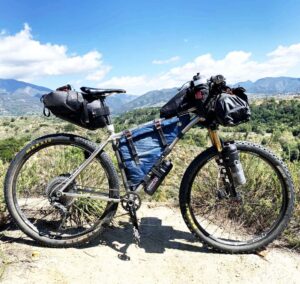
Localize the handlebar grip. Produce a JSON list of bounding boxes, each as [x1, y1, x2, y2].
[[211, 75, 226, 85]]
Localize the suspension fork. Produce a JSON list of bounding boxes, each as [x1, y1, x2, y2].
[[208, 129, 223, 152], [208, 129, 238, 198]]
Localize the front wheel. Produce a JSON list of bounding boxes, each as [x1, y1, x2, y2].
[[179, 141, 294, 253], [4, 134, 119, 247]]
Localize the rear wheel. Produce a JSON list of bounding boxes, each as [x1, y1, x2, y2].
[[4, 134, 119, 247], [179, 141, 294, 253]]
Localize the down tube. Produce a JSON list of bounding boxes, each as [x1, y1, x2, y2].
[[168, 115, 203, 150]]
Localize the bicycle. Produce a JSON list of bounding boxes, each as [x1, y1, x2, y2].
[[4, 74, 295, 253]]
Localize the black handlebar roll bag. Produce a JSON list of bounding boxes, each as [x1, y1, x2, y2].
[[42, 90, 110, 130], [213, 93, 251, 126]]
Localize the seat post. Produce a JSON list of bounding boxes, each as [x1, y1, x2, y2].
[[100, 97, 114, 134], [107, 124, 115, 135]]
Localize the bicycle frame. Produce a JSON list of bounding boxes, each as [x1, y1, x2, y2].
[[59, 111, 222, 202]]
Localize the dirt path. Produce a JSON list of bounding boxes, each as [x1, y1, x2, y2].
[[0, 204, 299, 284]]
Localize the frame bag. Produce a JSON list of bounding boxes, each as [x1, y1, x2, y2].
[[42, 90, 110, 130], [118, 115, 191, 188]]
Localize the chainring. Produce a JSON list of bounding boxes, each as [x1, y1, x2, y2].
[[121, 192, 141, 212]]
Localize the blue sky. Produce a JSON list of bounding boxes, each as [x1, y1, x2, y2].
[[0, 0, 300, 94]]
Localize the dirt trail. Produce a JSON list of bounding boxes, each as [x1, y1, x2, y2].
[[0, 204, 299, 284]]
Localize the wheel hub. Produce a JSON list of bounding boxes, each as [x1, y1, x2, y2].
[[45, 175, 76, 207]]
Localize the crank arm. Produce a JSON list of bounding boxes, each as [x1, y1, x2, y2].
[[128, 204, 140, 245]]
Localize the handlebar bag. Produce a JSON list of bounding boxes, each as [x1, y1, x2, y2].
[[160, 84, 209, 119], [160, 88, 191, 118], [212, 93, 251, 126], [42, 90, 110, 130], [118, 114, 191, 188]]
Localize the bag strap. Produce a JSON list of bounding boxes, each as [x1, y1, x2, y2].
[[43, 106, 50, 117], [154, 119, 167, 147], [124, 130, 140, 165], [40, 95, 50, 117], [82, 100, 90, 124]]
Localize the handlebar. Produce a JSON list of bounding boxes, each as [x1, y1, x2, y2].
[[210, 74, 226, 85], [179, 73, 228, 96], [191, 73, 226, 87], [189, 73, 229, 99]]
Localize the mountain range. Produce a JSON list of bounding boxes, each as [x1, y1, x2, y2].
[[0, 76, 299, 116], [233, 77, 300, 94], [0, 79, 51, 116]]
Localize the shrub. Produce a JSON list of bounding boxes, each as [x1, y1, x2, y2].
[[63, 123, 76, 132], [0, 137, 29, 162]]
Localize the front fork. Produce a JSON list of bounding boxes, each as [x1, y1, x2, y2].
[[208, 129, 238, 198], [208, 129, 223, 153]]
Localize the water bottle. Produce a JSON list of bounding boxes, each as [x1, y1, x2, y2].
[[144, 160, 173, 195]]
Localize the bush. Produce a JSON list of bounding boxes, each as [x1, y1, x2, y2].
[[63, 123, 76, 132], [0, 137, 29, 162]]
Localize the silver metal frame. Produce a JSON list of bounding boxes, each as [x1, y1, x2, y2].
[[61, 112, 205, 202]]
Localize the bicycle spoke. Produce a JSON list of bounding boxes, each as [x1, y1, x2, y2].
[[189, 147, 285, 246], [14, 143, 111, 240]]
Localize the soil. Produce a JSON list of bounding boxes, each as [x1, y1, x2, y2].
[[0, 204, 299, 284]]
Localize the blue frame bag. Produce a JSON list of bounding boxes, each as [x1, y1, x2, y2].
[[118, 114, 191, 188]]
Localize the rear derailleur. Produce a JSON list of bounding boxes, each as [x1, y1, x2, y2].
[[121, 192, 142, 245]]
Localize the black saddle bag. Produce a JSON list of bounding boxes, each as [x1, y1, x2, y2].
[[42, 90, 110, 130]]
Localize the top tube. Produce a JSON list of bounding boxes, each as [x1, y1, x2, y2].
[[110, 108, 204, 139]]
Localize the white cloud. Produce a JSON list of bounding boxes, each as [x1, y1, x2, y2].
[[3, 24, 300, 96], [98, 76, 148, 92], [0, 24, 110, 81], [152, 56, 180, 65], [85, 66, 112, 81], [99, 43, 300, 94], [98, 74, 178, 95]]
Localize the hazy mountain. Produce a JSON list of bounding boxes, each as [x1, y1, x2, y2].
[[106, 93, 137, 113], [119, 88, 178, 113], [0, 79, 136, 115], [233, 77, 300, 94], [117, 77, 300, 113], [0, 79, 50, 94], [1, 76, 300, 116], [0, 79, 52, 115]]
